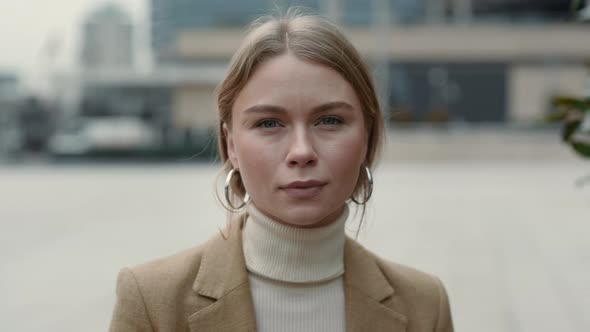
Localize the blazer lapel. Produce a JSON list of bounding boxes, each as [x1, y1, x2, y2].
[[344, 238, 408, 332], [187, 221, 407, 332], [188, 217, 257, 332]]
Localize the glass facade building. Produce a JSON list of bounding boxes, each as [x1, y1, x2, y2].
[[151, 0, 321, 61], [150, 0, 434, 61], [151, 0, 574, 61]]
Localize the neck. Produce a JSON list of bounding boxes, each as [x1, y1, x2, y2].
[[241, 203, 349, 283]]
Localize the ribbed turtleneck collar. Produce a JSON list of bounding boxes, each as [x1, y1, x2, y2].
[[242, 204, 349, 283]]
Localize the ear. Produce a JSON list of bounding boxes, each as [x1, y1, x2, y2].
[[223, 123, 239, 170]]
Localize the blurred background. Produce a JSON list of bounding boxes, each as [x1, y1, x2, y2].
[[1, 0, 589, 331]]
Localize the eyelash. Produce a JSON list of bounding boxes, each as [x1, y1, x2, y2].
[[255, 119, 281, 129], [318, 116, 343, 126], [254, 116, 343, 129]]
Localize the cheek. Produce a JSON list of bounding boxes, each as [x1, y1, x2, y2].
[[235, 134, 277, 165], [233, 134, 280, 193], [321, 131, 367, 179]]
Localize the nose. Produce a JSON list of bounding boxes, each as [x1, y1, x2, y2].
[[286, 127, 318, 168]]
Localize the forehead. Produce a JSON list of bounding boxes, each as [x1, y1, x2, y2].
[[232, 53, 361, 114]]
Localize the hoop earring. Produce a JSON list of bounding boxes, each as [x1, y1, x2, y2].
[[224, 168, 250, 211], [351, 165, 374, 205]]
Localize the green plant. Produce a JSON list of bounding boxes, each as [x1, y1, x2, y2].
[[548, 95, 590, 158]]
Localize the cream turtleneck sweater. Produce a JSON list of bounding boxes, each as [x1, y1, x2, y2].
[[242, 204, 349, 332]]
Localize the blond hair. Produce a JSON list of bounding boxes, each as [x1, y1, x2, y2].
[[216, 9, 384, 226]]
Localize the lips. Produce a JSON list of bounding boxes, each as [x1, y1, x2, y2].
[[280, 180, 327, 199], [281, 180, 327, 189]]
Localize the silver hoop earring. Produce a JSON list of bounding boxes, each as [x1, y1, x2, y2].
[[352, 165, 373, 205], [224, 168, 249, 211]]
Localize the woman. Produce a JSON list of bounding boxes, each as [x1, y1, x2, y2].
[[109, 11, 453, 332]]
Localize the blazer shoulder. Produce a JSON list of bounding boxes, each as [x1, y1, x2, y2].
[[109, 232, 225, 331], [376, 256, 441, 294], [132, 243, 203, 277], [348, 239, 442, 296], [373, 253, 454, 331], [124, 230, 225, 297]]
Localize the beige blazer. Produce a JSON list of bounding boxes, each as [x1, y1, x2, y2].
[[109, 219, 453, 332]]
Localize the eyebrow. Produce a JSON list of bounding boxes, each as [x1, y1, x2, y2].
[[242, 101, 355, 115]]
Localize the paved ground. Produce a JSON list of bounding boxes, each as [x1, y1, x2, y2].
[[1, 133, 589, 331]]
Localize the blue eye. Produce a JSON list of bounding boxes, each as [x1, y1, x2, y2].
[[318, 116, 342, 126], [256, 119, 281, 128]]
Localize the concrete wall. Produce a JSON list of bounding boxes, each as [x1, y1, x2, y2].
[[508, 64, 588, 123], [176, 24, 590, 61]]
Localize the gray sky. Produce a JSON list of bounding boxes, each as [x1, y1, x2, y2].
[[0, 0, 146, 91]]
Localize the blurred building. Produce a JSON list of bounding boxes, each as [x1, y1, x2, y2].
[[52, 0, 589, 158], [0, 72, 18, 99], [0, 72, 20, 155], [147, 0, 589, 127], [0, 73, 54, 155], [81, 3, 135, 69], [151, 0, 323, 64]]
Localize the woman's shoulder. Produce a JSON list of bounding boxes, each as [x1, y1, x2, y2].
[[109, 225, 250, 331], [110, 231, 230, 331], [377, 258, 454, 331], [122, 230, 224, 291], [348, 238, 448, 304], [349, 239, 444, 287], [376, 255, 444, 294], [345, 239, 454, 330]]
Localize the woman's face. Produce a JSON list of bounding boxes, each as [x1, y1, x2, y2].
[[225, 53, 368, 228]]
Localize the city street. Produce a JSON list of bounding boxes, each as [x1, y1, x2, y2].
[[1, 155, 589, 331]]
